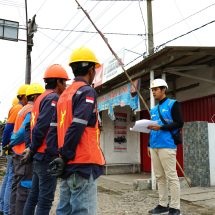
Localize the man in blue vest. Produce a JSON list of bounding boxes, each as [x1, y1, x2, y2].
[[148, 79, 184, 215]]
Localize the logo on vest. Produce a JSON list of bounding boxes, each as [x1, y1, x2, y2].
[[162, 109, 169, 113], [31, 112, 36, 127], [60, 110, 66, 128]]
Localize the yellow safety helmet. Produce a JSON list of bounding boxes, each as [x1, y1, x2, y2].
[[26, 83, 45, 97], [17, 84, 29, 96], [69, 47, 101, 68], [12, 97, 19, 106]]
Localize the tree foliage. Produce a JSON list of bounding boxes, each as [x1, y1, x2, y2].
[[0, 120, 6, 142]]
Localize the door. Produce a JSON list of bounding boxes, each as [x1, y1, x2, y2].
[[140, 110, 151, 172]]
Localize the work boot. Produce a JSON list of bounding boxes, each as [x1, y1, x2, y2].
[[148, 205, 169, 214], [168, 208, 181, 215]]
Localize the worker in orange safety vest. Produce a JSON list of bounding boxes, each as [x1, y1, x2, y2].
[[22, 64, 70, 215], [0, 84, 29, 215], [9, 83, 44, 215], [49, 47, 105, 215]]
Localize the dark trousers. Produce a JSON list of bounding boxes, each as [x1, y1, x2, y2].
[[10, 155, 32, 215], [23, 160, 57, 215]]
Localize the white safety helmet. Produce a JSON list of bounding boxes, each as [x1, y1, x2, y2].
[[150, 79, 168, 89]]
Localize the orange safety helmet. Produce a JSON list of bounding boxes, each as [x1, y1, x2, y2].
[[43, 64, 70, 80]]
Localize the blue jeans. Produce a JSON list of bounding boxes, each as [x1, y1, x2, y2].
[[23, 160, 57, 215], [56, 173, 97, 215], [0, 156, 13, 215]]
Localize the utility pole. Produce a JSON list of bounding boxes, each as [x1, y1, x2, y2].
[[25, 0, 37, 84], [146, 0, 156, 190], [146, 0, 154, 55]]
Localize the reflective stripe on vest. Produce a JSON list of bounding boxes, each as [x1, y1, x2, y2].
[[30, 90, 54, 153], [12, 103, 33, 155], [57, 81, 105, 165]]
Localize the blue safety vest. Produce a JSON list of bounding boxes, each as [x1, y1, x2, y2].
[[149, 98, 177, 149]]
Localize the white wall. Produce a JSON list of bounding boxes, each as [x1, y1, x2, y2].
[[208, 123, 215, 186], [100, 106, 140, 164], [175, 68, 215, 102]]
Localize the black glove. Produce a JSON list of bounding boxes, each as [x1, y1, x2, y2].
[[2, 144, 12, 156], [20, 148, 34, 164], [48, 157, 65, 177]]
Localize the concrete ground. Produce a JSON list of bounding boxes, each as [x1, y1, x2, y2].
[[50, 173, 215, 215]]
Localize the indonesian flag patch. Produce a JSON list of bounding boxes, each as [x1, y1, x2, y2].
[[86, 96, 94, 104], [51, 101, 57, 107]]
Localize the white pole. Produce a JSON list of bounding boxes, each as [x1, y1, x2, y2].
[[150, 70, 156, 190], [162, 73, 166, 81]]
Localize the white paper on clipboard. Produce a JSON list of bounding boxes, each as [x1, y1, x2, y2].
[[130, 119, 158, 133]]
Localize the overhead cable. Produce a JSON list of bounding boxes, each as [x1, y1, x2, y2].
[[155, 1, 215, 35], [37, 26, 145, 37], [138, 0, 147, 52], [0, 0, 24, 8], [33, 1, 115, 75], [36, 0, 49, 14], [174, 0, 201, 45], [74, 0, 150, 113], [155, 19, 215, 51], [31, 1, 101, 76]]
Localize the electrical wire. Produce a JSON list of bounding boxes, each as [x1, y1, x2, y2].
[[32, 1, 115, 75], [87, 1, 133, 36], [69, 1, 135, 49], [2, 1, 215, 106], [58, 1, 134, 66], [31, 1, 102, 77], [35, 0, 49, 14], [31, 0, 91, 70], [0, 1, 47, 101], [154, 18, 215, 52], [37, 29, 69, 49], [155, 1, 215, 35], [0, 0, 24, 8], [174, 0, 201, 45], [138, 0, 147, 53], [37, 26, 145, 37]]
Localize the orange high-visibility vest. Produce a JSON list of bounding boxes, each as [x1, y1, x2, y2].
[[12, 103, 33, 155], [57, 81, 105, 165], [30, 90, 54, 153], [7, 103, 23, 124]]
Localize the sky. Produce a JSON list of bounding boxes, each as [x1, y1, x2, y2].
[[0, 0, 215, 120]]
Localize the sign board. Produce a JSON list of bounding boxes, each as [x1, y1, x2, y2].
[[114, 112, 127, 152], [97, 81, 140, 120], [0, 19, 19, 42], [102, 58, 123, 83], [93, 50, 124, 87]]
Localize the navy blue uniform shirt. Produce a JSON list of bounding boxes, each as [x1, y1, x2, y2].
[[59, 77, 104, 179], [30, 91, 59, 162]]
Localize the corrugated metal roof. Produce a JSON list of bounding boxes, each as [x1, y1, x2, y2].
[[96, 46, 215, 95]]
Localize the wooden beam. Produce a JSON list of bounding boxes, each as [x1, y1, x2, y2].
[[165, 70, 215, 84]]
